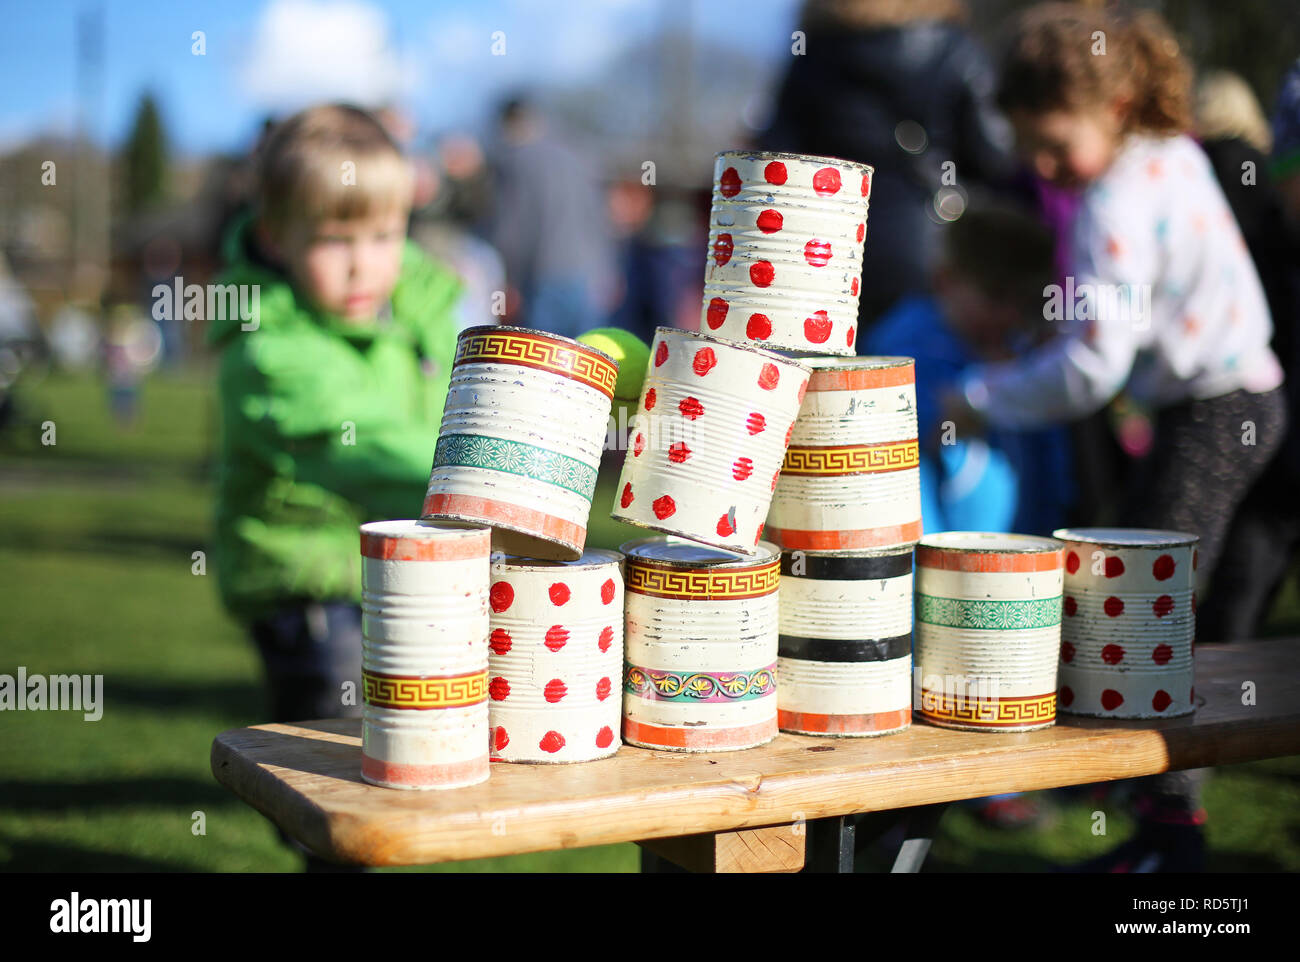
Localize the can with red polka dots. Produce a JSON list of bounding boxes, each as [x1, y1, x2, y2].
[[1053, 528, 1197, 719], [777, 546, 913, 736], [422, 325, 618, 562], [702, 150, 873, 356], [486, 549, 625, 763], [612, 327, 810, 555], [360, 520, 492, 790], [766, 356, 922, 552], [621, 537, 780, 752], [914, 532, 1064, 732]]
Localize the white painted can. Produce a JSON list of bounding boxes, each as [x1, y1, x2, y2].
[[359, 520, 491, 790], [422, 325, 617, 561], [486, 549, 625, 763], [612, 327, 810, 555], [621, 537, 780, 751], [767, 356, 921, 552], [914, 532, 1063, 732], [701, 150, 873, 355], [777, 547, 913, 736], [1054, 528, 1198, 718]]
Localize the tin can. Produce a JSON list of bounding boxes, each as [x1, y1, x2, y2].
[[777, 547, 913, 736], [766, 356, 921, 552], [1054, 528, 1198, 719], [612, 327, 810, 555], [701, 150, 873, 356], [622, 537, 780, 751], [359, 520, 491, 790], [422, 325, 618, 562], [914, 532, 1063, 732], [487, 549, 625, 763]]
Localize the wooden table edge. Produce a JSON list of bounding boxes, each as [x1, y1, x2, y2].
[[209, 710, 1300, 867]]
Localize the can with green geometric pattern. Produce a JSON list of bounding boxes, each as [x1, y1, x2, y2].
[[914, 532, 1063, 732]]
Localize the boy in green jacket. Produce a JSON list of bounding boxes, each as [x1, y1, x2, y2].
[[209, 104, 462, 728]]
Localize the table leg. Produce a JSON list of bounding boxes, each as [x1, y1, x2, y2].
[[803, 814, 856, 873], [889, 803, 947, 873]]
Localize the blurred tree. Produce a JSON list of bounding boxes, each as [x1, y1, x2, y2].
[[121, 93, 169, 213]]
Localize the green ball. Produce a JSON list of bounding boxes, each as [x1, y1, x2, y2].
[[579, 327, 651, 401]]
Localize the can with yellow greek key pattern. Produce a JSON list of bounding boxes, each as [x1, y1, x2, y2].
[[360, 520, 492, 789], [1053, 528, 1197, 719], [701, 150, 873, 356], [914, 532, 1063, 732], [422, 325, 617, 562], [487, 549, 625, 763], [612, 327, 810, 556], [621, 537, 780, 751], [766, 356, 921, 552], [777, 547, 913, 736]]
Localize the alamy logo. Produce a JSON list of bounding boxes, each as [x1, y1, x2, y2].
[[152, 276, 260, 331], [1043, 277, 1151, 330], [0, 667, 102, 720], [50, 892, 151, 942]]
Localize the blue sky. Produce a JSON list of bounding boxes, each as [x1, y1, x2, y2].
[[0, 0, 800, 156]]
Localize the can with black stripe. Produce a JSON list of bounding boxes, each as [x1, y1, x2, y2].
[[777, 546, 913, 736]]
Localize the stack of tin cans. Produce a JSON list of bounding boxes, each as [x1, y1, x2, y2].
[[609, 150, 923, 746]]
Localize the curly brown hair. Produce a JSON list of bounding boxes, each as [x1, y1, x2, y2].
[[996, 3, 1192, 136]]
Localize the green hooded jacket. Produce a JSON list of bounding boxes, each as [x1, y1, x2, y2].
[[208, 217, 462, 620]]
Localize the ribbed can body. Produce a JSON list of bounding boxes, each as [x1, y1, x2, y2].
[[487, 550, 625, 762], [621, 538, 780, 751], [422, 325, 617, 561], [701, 151, 873, 356], [1054, 528, 1198, 719], [359, 520, 492, 790], [767, 356, 921, 551], [777, 548, 913, 736], [612, 327, 809, 555], [914, 533, 1063, 732]]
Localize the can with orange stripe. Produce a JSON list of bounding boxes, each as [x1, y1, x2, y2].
[[621, 537, 779, 752], [914, 532, 1063, 732], [422, 325, 618, 562], [777, 547, 913, 736], [360, 520, 492, 790], [766, 357, 921, 552], [486, 549, 625, 763], [1053, 528, 1197, 719]]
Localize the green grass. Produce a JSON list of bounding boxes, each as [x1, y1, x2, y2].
[[0, 370, 1296, 872]]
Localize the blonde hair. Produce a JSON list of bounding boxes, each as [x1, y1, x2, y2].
[[997, 3, 1193, 137], [256, 104, 413, 234], [1195, 71, 1273, 154]]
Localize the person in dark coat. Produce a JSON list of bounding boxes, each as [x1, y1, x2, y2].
[[759, 0, 1018, 345]]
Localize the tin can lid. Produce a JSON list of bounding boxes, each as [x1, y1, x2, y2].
[[918, 531, 1062, 554], [714, 149, 875, 177], [456, 324, 617, 366], [490, 548, 624, 570], [1053, 527, 1199, 548], [652, 326, 813, 375], [620, 536, 779, 568], [802, 355, 913, 372]]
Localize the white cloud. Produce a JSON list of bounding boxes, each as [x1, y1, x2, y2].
[[239, 0, 418, 111]]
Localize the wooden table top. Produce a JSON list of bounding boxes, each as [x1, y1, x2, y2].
[[210, 640, 1300, 866]]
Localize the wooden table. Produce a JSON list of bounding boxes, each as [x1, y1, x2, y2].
[[211, 640, 1300, 872]]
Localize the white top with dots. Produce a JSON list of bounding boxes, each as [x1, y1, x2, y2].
[[962, 133, 1283, 428]]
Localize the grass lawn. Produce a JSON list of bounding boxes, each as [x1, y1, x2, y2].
[[1, 369, 1296, 872]]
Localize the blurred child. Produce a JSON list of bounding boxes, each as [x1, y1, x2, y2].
[[867, 205, 1074, 539], [868, 205, 1073, 831], [949, 4, 1287, 871], [208, 105, 461, 736]]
